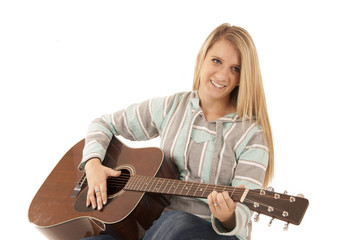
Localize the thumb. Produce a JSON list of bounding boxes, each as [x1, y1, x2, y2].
[[106, 168, 121, 177]]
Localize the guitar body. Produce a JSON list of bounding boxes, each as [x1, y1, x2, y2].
[[28, 137, 178, 240]]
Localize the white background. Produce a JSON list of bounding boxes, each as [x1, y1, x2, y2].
[[1, 0, 358, 239]]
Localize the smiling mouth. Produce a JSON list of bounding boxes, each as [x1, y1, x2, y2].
[[210, 80, 225, 89]]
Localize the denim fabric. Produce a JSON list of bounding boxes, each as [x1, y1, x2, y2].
[[143, 210, 239, 240], [81, 210, 238, 240], [81, 235, 117, 240]]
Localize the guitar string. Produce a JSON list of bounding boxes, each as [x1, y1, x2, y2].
[[106, 175, 287, 200], [107, 175, 246, 196], [107, 180, 288, 218], [106, 174, 288, 201], [99, 176, 293, 217], [82, 174, 290, 220], [104, 175, 294, 214]]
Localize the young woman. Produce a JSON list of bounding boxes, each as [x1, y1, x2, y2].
[[80, 23, 274, 240]]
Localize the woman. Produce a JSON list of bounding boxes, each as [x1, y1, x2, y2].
[[80, 23, 274, 240]]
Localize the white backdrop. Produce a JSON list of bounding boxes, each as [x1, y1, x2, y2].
[[1, 0, 358, 239]]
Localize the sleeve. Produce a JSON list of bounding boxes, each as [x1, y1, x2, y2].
[[212, 125, 269, 239], [78, 93, 178, 171]]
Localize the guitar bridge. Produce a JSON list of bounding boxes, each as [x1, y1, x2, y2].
[[71, 173, 87, 198]]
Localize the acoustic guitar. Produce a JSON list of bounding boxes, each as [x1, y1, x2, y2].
[[28, 137, 309, 240]]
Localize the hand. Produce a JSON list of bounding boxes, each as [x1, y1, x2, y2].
[[84, 158, 121, 210], [207, 185, 245, 231]]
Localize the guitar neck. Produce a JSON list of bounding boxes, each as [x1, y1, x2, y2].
[[123, 175, 309, 226], [123, 175, 244, 202]]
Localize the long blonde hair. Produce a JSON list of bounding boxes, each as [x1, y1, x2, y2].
[[193, 23, 274, 188]]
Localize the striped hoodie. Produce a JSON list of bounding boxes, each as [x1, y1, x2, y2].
[[80, 91, 269, 240]]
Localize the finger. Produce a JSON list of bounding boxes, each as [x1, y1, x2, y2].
[[86, 190, 91, 207], [87, 188, 97, 209], [207, 192, 217, 213], [238, 184, 245, 188], [108, 169, 121, 178], [100, 182, 108, 205], [217, 192, 227, 210], [212, 191, 220, 209], [102, 169, 120, 205], [222, 191, 236, 210], [95, 188, 103, 210]]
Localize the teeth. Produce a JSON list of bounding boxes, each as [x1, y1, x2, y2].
[[211, 80, 225, 88]]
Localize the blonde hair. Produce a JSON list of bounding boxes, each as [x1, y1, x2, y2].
[[193, 23, 274, 188]]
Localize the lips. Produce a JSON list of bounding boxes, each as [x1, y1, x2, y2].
[[210, 80, 225, 88]]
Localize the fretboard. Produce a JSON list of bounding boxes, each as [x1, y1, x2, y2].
[[123, 175, 244, 202]]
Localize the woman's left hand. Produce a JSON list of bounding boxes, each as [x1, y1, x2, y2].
[[207, 185, 245, 230]]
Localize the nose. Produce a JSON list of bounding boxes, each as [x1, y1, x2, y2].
[[214, 66, 229, 82]]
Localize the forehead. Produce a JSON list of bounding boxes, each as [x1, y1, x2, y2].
[[207, 39, 241, 65]]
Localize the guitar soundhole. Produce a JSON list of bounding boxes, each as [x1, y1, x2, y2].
[[74, 166, 134, 212], [107, 168, 131, 199]]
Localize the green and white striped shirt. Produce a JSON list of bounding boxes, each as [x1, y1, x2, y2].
[[80, 91, 269, 240]]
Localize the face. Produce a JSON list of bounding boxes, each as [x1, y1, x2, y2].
[[198, 39, 241, 106]]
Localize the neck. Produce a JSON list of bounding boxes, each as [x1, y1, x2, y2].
[[198, 93, 236, 122], [124, 175, 244, 202]]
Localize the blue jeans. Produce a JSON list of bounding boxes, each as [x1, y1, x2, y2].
[[82, 210, 239, 240]]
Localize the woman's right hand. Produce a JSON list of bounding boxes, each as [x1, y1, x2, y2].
[[84, 158, 121, 210]]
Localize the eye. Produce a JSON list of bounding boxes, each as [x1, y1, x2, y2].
[[232, 66, 241, 73], [212, 58, 221, 64]]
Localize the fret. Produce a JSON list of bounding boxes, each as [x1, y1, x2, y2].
[[140, 176, 149, 192], [156, 178, 166, 193], [133, 176, 142, 191], [222, 185, 231, 193], [179, 181, 193, 196], [170, 179, 181, 195], [131, 176, 138, 190], [145, 177, 153, 192], [185, 182, 194, 196], [231, 188, 242, 202], [193, 182, 201, 197], [133, 176, 140, 191], [166, 179, 176, 194], [150, 177, 159, 192], [201, 184, 209, 197], [148, 177, 156, 193], [148, 176, 157, 192], [209, 185, 216, 194], [174, 180, 184, 195], [162, 178, 171, 194], [178, 181, 192, 196], [230, 186, 235, 198], [177, 181, 187, 195], [213, 185, 225, 193], [178, 181, 187, 195], [129, 176, 139, 190], [126, 176, 240, 200], [155, 178, 165, 193], [124, 176, 133, 190], [143, 176, 152, 192]]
